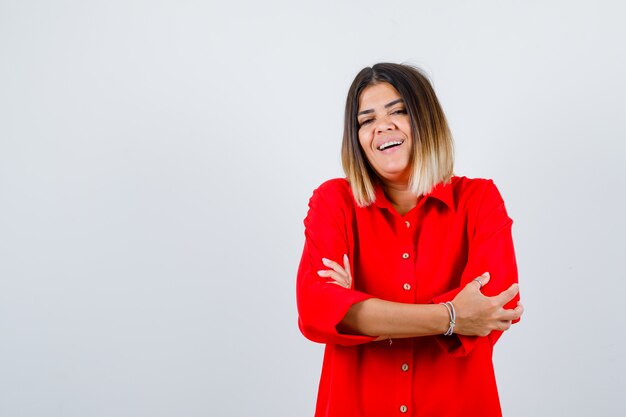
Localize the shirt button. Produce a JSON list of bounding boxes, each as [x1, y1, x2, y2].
[[402, 253, 410, 259], [403, 283, 411, 291], [405, 221, 410, 228], [401, 363, 409, 371], [400, 405, 408, 413]]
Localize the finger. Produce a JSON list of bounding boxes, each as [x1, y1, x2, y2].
[[496, 320, 513, 331], [317, 270, 349, 287], [343, 254, 351, 277], [468, 272, 490, 290], [317, 269, 344, 280], [343, 254, 352, 287], [321, 258, 348, 282], [493, 283, 520, 306], [322, 258, 348, 277], [498, 305, 524, 321]]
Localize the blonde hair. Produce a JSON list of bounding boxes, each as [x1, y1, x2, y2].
[[341, 63, 454, 207]]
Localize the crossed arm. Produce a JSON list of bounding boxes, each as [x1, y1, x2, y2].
[[297, 179, 523, 350], [318, 255, 523, 340]]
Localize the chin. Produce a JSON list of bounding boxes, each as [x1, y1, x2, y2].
[[378, 172, 411, 184]]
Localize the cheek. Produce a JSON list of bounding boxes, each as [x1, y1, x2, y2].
[[358, 129, 373, 150], [358, 136, 377, 166], [402, 121, 414, 141]]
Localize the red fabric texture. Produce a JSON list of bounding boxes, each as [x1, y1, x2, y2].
[[296, 176, 520, 417]]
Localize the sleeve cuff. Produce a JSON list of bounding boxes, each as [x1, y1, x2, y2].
[[298, 286, 377, 346], [431, 289, 481, 357]]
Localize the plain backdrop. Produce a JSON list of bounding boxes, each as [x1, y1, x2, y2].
[[1, 1, 625, 416]]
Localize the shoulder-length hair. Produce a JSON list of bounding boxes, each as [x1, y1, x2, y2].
[[341, 63, 454, 207]]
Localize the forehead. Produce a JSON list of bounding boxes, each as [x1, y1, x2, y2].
[[358, 82, 402, 110]]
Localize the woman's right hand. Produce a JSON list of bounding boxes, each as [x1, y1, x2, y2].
[[451, 272, 523, 337]]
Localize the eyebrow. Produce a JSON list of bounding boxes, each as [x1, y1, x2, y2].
[[357, 99, 405, 116]]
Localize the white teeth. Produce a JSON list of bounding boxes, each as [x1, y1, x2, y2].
[[378, 140, 403, 151]]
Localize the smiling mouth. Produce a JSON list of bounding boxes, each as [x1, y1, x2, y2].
[[377, 140, 404, 151]]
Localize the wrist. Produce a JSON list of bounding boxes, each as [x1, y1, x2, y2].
[[429, 303, 452, 335], [439, 301, 456, 336]]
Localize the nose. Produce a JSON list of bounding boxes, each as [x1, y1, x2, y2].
[[375, 115, 396, 133]]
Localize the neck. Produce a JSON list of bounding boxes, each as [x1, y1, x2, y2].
[[383, 181, 419, 215]]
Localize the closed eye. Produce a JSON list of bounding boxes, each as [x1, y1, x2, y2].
[[358, 118, 373, 127]]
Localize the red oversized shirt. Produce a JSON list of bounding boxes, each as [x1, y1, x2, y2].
[[296, 176, 520, 417]]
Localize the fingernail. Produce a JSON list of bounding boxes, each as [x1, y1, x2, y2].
[[322, 258, 330, 265], [483, 272, 490, 278], [317, 270, 328, 276]]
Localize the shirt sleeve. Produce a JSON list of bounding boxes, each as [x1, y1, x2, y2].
[[296, 181, 377, 346], [431, 179, 520, 356]]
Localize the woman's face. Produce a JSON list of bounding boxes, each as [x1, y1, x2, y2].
[[357, 82, 413, 185]]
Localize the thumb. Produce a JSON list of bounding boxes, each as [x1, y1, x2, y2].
[[343, 254, 351, 277]]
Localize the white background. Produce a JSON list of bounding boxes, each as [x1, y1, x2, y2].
[[1, 1, 625, 416]]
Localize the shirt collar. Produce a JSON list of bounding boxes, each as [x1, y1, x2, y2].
[[424, 177, 455, 209], [373, 177, 456, 211]]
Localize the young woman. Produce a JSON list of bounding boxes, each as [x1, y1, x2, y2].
[[296, 63, 523, 417]]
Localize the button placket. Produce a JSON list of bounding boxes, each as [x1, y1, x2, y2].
[[398, 222, 415, 304], [396, 216, 417, 416], [397, 361, 413, 414], [393, 214, 417, 416], [394, 337, 414, 416]]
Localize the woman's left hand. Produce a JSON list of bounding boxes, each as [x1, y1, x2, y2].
[[317, 254, 352, 288]]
